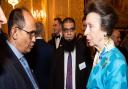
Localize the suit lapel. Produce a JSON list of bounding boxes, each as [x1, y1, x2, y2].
[[60, 48, 65, 83], [5, 44, 34, 88], [57, 48, 64, 88], [75, 44, 84, 88]]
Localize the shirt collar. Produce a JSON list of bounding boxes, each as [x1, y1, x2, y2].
[[96, 38, 115, 58], [104, 38, 115, 52], [36, 36, 42, 39], [6, 40, 23, 59]]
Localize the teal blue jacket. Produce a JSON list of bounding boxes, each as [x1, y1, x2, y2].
[[87, 47, 128, 89]]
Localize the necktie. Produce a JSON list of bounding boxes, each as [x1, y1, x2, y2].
[[55, 35, 60, 49], [66, 52, 72, 89], [20, 57, 39, 89]]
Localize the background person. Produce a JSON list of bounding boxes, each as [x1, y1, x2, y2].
[[26, 21, 54, 89], [49, 17, 92, 89], [111, 30, 122, 47], [48, 17, 63, 49]]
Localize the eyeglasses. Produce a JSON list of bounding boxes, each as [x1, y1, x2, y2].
[[15, 27, 37, 38], [63, 27, 75, 32]]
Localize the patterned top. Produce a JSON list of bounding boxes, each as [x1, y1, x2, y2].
[[87, 39, 128, 89]]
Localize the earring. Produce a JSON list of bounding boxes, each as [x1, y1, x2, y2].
[[104, 34, 107, 37]]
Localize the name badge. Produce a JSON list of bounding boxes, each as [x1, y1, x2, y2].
[[79, 62, 86, 70]]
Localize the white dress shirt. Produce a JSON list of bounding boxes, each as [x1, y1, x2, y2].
[[64, 49, 76, 89], [6, 40, 39, 89]]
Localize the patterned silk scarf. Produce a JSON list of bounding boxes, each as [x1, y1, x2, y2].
[[93, 38, 115, 67]]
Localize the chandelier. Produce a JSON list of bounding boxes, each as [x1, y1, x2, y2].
[[32, 9, 46, 22], [8, 0, 20, 9]]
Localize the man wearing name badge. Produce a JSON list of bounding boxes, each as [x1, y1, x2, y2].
[[0, 8, 40, 89], [49, 17, 92, 89]]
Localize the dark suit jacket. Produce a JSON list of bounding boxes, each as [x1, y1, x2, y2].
[[117, 46, 128, 64], [0, 31, 7, 41], [0, 40, 38, 89], [26, 39, 54, 89], [48, 36, 63, 50], [49, 39, 92, 89]]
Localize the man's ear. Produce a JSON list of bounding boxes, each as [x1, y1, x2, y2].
[[11, 27, 18, 40]]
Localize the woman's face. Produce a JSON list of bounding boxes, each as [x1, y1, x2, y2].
[[84, 12, 106, 47]]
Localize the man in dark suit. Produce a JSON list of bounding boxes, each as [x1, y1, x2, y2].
[[26, 22, 54, 89], [0, 8, 40, 89], [111, 30, 128, 63], [0, 6, 7, 41], [48, 17, 63, 49], [49, 17, 92, 89]]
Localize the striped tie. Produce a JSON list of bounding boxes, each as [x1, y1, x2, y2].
[[20, 57, 39, 89], [66, 52, 72, 89]]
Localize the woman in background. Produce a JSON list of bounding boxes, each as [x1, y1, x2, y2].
[[84, 0, 128, 89]]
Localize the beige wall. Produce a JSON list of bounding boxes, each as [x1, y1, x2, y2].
[[47, 0, 84, 41], [1, 0, 84, 41]]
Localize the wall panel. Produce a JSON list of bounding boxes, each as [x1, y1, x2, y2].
[[1, 0, 84, 41]]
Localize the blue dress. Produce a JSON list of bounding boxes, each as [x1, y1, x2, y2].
[[86, 41, 128, 89]]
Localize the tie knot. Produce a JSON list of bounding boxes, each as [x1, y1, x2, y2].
[[68, 52, 72, 62], [69, 52, 71, 55], [20, 56, 28, 65]]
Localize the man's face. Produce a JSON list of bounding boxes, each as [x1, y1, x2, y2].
[[82, 20, 86, 33], [0, 6, 7, 28], [53, 20, 61, 35], [63, 22, 76, 41], [12, 11, 36, 53], [111, 30, 121, 46]]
